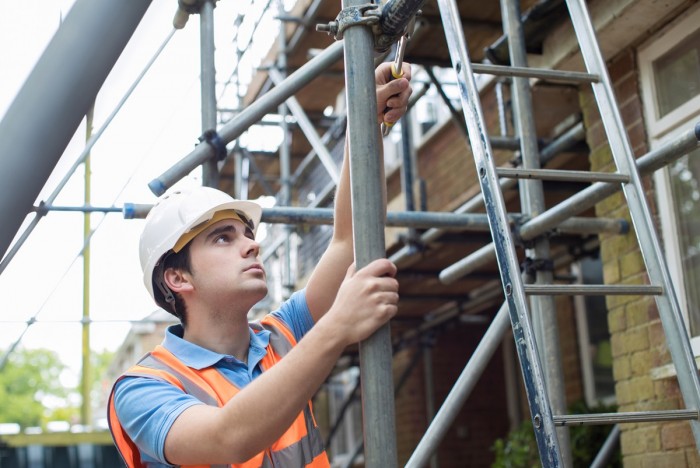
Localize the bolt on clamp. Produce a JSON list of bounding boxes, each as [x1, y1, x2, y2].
[[315, 4, 381, 40]]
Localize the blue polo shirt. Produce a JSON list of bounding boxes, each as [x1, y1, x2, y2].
[[112, 289, 314, 466]]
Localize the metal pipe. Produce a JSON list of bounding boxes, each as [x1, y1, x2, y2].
[[200, 0, 219, 187], [0, 0, 152, 263], [148, 40, 345, 195], [501, 1, 571, 463], [277, 0, 293, 298], [495, 79, 510, 137], [81, 106, 94, 427], [268, 68, 341, 184], [554, 410, 699, 426], [343, 0, 397, 463], [589, 425, 620, 468], [471, 63, 598, 84], [406, 303, 511, 467], [423, 344, 439, 468], [439, 123, 700, 280]]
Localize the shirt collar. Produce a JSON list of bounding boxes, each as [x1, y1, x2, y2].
[[163, 324, 271, 370]]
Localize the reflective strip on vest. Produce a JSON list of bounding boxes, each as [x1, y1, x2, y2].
[[109, 315, 329, 468]]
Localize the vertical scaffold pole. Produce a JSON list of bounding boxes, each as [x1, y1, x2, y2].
[[500, 0, 572, 464], [200, 0, 219, 187], [342, 0, 398, 465]]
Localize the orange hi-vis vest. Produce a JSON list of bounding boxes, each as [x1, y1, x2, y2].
[[108, 315, 330, 468]]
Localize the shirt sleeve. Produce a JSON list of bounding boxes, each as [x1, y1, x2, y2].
[[270, 288, 315, 342], [113, 376, 203, 465]]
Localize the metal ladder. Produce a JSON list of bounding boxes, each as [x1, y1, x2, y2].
[[435, 0, 700, 465]]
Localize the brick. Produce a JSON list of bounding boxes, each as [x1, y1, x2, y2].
[[624, 454, 645, 468], [617, 379, 633, 404], [613, 354, 631, 380], [627, 121, 649, 151], [648, 320, 667, 348], [620, 251, 646, 278], [609, 307, 627, 332], [685, 447, 700, 467], [619, 98, 644, 129], [654, 379, 681, 403], [623, 327, 650, 354], [626, 298, 653, 328], [603, 258, 621, 284], [630, 375, 655, 401], [661, 422, 694, 450], [611, 332, 625, 358], [621, 425, 661, 454], [641, 450, 686, 468], [588, 143, 613, 172], [630, 350, 652, 376], [609, 50, 635, 83]]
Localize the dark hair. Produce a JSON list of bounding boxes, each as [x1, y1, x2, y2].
[[153, 243, 192, 326]]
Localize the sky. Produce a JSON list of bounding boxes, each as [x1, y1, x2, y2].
[[0, 0, 280, 385]]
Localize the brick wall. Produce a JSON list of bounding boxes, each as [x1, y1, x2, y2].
[[581, 48, 697, 466]]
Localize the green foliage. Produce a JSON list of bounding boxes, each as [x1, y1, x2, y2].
[[0, 347, 71, 428], [491, 401, 622, 468], [491, 419, 540, 468]]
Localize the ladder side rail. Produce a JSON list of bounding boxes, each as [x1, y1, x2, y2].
[[565, 0, 700, 446], [436, 0, 563, 464]]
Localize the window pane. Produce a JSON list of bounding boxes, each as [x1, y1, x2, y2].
[[580, 258, 615, 399], [653, 29, 700, 118], [667, 148, 700, 333]]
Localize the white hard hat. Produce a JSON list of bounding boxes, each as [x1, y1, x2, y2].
[[139, 186, 262, 311]]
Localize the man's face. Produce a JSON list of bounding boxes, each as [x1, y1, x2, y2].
[[186, 217, 268, 308]]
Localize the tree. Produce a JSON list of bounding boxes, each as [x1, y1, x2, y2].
[[0, 347, 74, 428]]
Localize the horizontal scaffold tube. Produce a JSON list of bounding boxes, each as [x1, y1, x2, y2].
[[122, 204, 627, 234], [439, 122, 700, 284]]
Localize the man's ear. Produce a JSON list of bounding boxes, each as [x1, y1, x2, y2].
[[164, 267, 193, 294]]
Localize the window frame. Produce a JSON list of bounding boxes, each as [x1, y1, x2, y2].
[[638, 3, 700, 349]]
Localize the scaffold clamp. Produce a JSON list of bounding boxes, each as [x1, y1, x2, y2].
[[198, 129, 228, 162], [315, 4, 380, 41]]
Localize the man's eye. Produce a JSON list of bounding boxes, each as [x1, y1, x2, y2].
[[215, 234, 230, 243]]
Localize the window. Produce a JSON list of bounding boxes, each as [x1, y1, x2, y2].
[[639, 5, 700, 347], [574, 258, 615, 405]]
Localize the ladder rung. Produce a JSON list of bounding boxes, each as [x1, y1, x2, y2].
[[524, 284, 664, 296], [471, 63, 600, 84], [496, 167, 630, 183], [553, 409, 700, 426]]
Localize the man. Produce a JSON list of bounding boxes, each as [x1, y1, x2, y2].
[[109, 61, 412, 467]]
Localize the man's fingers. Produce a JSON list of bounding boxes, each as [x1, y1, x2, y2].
[[359, 258, 398, 279]]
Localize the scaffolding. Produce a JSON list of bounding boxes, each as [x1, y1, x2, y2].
[[2, 0, 700, 466]]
